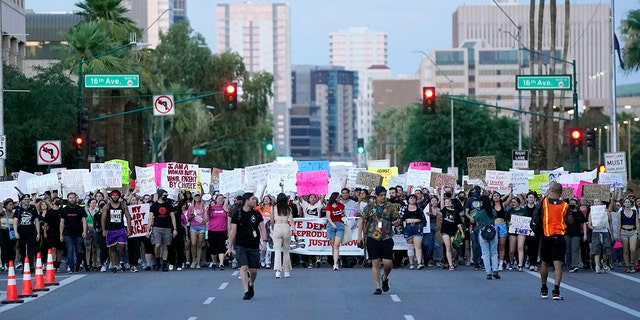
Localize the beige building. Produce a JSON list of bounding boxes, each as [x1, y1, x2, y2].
[[121, 0, 172, 49], [2, 0, 26, 69], [372, 78, 421, 114], [216, 3, 292, 156]]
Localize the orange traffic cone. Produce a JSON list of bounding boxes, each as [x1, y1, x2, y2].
[[45, 249, 59, 286], [1, 261, 24, 304], [33, 253, 49, 292], [19, 257, 37, 298]]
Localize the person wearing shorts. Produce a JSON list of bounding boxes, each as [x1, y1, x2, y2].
[[358, 186, 400, 295], [226, 193, 267, 300], [326, 192, 346, 271], [101, 190, 131, 273], [147, 189, 178, 272]]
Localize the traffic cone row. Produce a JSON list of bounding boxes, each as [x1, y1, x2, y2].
[[1, 261, 24, 304], [33, 253, 49, 292], [45, 249, 59, 286], [18, 257, 37, 298]]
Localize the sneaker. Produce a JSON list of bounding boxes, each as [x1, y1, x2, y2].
[[552, 290, 563, 300], [111, 267, 117, 273], [130, 266, 139, 273], [333, 264, 339, 271], [307, 263, 313, 269], [486, 274, 493, 280], [169, 264, 174, 271], [232, 259, 238, 269], [153, 263, 160, 271], [265, 264, 271, 269], [208, 262, 214, 269], [260, 261, 266, 268], [248, 284, 254, 299], [498, 262, 503, 271], [417, 264, 425, 270], [284, 272, 290, 278], [190, 262, 196, 269], [595, 266, 602, 274], [492, 271, 501, 279], [315, 260, 321, 268], [196, 264, 201, 270], [219, 265, 225, 271], [529, 265, 535, 271], [15, 262, 23, 269], [116, 265, 122, 273], [162, 262, 169, 272], [177, 267, 183, 271], [518, 266, 523, 272], [603, 264, 610, 272], [243, 291, 252, 300], [409, 265, 415, 270], [569, 267, 579, 273], [381, 276, 389, 292], [630, 269, 637, 273], [373, 288, 382, 295], [541, 285, 549, 299], [124, 263, 130, 271], [275, 271, 281, 278]]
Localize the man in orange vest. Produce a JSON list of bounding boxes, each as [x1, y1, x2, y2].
[[537, 182, 569, 300]]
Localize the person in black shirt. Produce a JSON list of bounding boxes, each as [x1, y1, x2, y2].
[[60, 192, 88, 273], [43, 198, 64, 270], [102, 190, 131, 273], [14, 195, 40, 270], [147, 189, 177, 272], [226, 193, 267, 300]]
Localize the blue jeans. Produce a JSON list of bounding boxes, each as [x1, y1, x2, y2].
[[471, 226, 482, 265], [422, 223, 437, 262], [479, 233, 499, 274], [64, 235, 84, 269]]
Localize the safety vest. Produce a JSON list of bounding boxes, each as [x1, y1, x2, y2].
[[542, 197, 569, 237]]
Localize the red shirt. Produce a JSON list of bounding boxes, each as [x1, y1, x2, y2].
[[326, 203, 345, 223]]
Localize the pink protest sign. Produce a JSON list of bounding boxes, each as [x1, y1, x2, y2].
[[409, 162, 431, 171], [296, 170, 328, 196], [147, 162, 176, 187]]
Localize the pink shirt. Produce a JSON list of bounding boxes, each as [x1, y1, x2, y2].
[[208, 204, 228, 231], [188, 203, 206, 227]]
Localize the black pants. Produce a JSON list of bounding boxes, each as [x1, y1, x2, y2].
[[17, 226, 37, 267], [0, 228, 17, 265], [526, 233, 541, 266], [581, 232, 591, 268], [169, 232, 186, 267], [127, 237, 143, 267]]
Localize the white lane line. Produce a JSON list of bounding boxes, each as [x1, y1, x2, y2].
[[0, 275, 85, 314], [218, 282, 228, 290], [527, 271, 640, 318], [390, 294, 401, 302], [187, 317, 197, 320], [404, 316, 415, 320], [203, 297, 215, 304], [609, 271, 640, 284], [232, 271, 239, 276]]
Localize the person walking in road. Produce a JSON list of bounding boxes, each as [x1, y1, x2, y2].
[[102, 190, 132, 273], [13, 195, 40, 271], [476, 195, 500, 279], [535, 182, 570, 300], [326, 192, 346, 271], [60, 193, 88, 273], [358, 186, 400, 295], [147, 189, 178, 272], [271, 193, 294, 278], [226, 193, 267, 300]]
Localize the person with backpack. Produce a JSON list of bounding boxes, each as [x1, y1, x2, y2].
[[476, 195, 500, 280]]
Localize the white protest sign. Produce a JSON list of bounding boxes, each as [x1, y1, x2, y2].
[[389, 174, 407, 191], [166, 163, 199, 190], [328, 177, 344, 194], [406, 169, 431, 188], [61, 169, 90, 198], [347, 167, 367, 189], [484, 170, 511, 194], [509, 169, 532, 195], [604, 152, 627, 184], [367, 159, 390, 168], [290, 218, 363, 256], [597, 172, 626, 192], [245, 162, 276, 186], [16, 170, 36, 195], [507, 215, 534, 236], [25, 172, 59, 194], [0, 180, 19, 201], [219, 169, 243, 194], [590, 205, 608, 229], [90, 163, 123, 189], [277, 161, 298, 176], [128, 203, 151, 237], [135, 166, 156, 196]]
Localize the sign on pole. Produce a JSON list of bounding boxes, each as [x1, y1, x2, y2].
[[604, 152, 627, 183], [153, 95, 175, 116], [512, 150, 529, 169], [84, 74, 140, 89], [37, 140, 62, 165], [0, 135, 6, 160], [515, 75, 572, 90]]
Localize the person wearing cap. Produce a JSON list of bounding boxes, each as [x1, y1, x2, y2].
[[205, 193, 231, 271], [13, 194, 40, 271], [60, 192, 88, 273], [187, 192, 207, 269], [147, 189, 178, 272], [226, 192, 267, 300], [102, 190, 132, 273], [358, 186, 400, 295]]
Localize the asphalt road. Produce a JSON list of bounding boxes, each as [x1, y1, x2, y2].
[[1, 263, 639, 320]]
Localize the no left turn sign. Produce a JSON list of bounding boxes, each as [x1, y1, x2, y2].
[[37, 140, 62, 165], [153, 95, 175, 116]]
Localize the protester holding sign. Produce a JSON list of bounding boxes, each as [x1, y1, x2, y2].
[[297, 194, 325, 268], [588, 200, 614, 274], [506, 197, 528, 272], [325, 192, 346, 271]]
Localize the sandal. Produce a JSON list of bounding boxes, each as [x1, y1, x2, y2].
[[449, 266, 455, 271]]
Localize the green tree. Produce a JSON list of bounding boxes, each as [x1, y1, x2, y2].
[[621, 9, 640, 72]]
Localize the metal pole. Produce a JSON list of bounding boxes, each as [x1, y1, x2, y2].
[[628, 122, 631, 177], [450, 80, 454, 168], [598, 127, 602, 163], [160, 115, 165, 162], [572, 60, 579, 172], [610, 0, 618, 152], [0, 4, 5, 176], [517, 26, 523, 150]]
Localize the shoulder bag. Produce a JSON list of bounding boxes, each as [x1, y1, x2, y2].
[[452, 229, 464, 249], [6, 214, 15, 239], [481, 224, 496, 240]]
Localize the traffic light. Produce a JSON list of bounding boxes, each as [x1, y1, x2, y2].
[[569, 128, 584, 155], [265, 138, 274, 152], [422, 86, 436, 114], [223, 82, 238, 111], [74, 135, 84, 156], [598, 164, 606, 173], [80, 108, 89, 133], [356, 138, 365, 154], [585, 127, 596, 148], [90, 138, 98, 155]]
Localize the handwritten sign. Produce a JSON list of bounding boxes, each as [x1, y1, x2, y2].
[[389, 174, 407, 190], [529, 174, 549, 194], [484, 170, 511, 194], [582, 184, 610, 202], [135, 166, 156, 196], [296, 170, 329, 196], [166, 163, 199, 190], [128, 204, 150, 238], [245, 162, 276, 186], [510, 169, 533, 194], [219, 169, 243, 194], [368, 167, 398, 188], [25, 173, 59, 194], [347, 168, 367, 189], [91, 163, 123, 189], [432, 172, 457, 189], [409, 162, 431, 171], [198, 168, 212, 194], [561, 186, 575, 200], [356, 172, 383, 191], [147, 162, 175, 187], [590, 205, 608, 228], [508, 215, 534, 236], [61, 169, 89, 198], [298, 161, 330, 174], [406, 169, 431, 188], [106, 159, 130, 185], [597, 173, 626, 192], [367, 159, 390, 168], [467, 156, 496, 180]]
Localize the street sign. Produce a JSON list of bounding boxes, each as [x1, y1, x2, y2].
[[604, 152, 627, 183], [84, 74, 140, 89], [512, 150, 529, 169], [0, 135, 6, 160], [192, 148, 206, 156], [37, 140, 62, 165], [153, 95, 175, 116], [515, 75, 572, 90]]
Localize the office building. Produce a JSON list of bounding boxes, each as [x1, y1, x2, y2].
[[121, 0, 172, 48], [24, 11, 82, 76], [2, 0, 27, 69]]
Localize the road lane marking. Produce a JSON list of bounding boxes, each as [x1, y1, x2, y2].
[[609, 271, 640, 284], [404, 316, 415, 320], [0, 275, 85, 314], [390, 294, 401, 302], [232, 271, 239, 276], [218, 282, 228, 290], [187, 317, 197, 320], [203, 297, 215, 304], [528, 271, 640, 318]]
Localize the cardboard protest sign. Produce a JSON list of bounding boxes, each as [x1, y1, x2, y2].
[[368, 167, 398, 188], [356, 171, 383, 191], [582, 184, 610, 202], [432, 172, 457, 189], [467, 156, 496, 180]]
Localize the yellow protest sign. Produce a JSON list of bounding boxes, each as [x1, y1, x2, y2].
[[368, 167, 398, 188], [528, 173, 549, 194], [106, 159, 130, 185]]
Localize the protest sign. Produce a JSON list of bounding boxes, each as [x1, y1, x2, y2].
[[106, 159, 130, 185], [406, 169, 431, 188], [432, 172, 457, 189], [368, 167, 398, 188], [166, 163, 199, 190], [529, 174, 549, 194], [467, 156, 496, 180], [128, 203, 150, 237], [484, 170, 511, 194], [25, 173, 59, 194], [198, 168, 212, 194], [245, 162, 276, 186], [296, 170, 328, 196], [510, 170, 532, 194], [135, 166, 156, 196], [508, 215, 534, 236], [356, 171, 383, 191], [298, 161, 330, 174], [590, 205, 608, 228], [91, 163, 123, 189], [582, 184, 610, 201], [367, 159, 390, 168], [61, 169, 89, 198], [219, 169, 243, 194], [409, 162, 431, 171], [290, 218, 363, 256]]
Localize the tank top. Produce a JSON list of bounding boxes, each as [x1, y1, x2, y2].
[[105, 202, 126, 231], [620, 208, 637, 227], [494, 206, 507, 220], [272, 207, 290, 225], [188, 203, 205, 227]]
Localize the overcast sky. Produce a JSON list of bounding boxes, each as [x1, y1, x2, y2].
[[28, 0, 640, 84]]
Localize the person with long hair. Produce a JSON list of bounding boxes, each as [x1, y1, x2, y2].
[[271, 193, 295, 278], [617, 197, 639, 273], [0, 199, 16, 272], [476, 195, 500, 279], [422, 196, 441, 267], [187, 193, 206, 269], [205, 194, 231, 271], [84, 198, 100, 271], [524, 192, 540, 271], [491, 190, 512, 271], [506, 197, 528, 271], [439, 189, 464, 271], [401, 194, 427, 270], [326, 192, 346, 271], [297, 193, 325, 268]]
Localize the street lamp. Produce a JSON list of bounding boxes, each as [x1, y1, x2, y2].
[[415, 50, 455, 169]]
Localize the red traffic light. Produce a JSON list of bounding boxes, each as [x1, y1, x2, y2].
[[598, 164, 606, 173], [225, 84, 236, 94], [74, 136, 84, 146], [570, 129, 582, 140], [424, 88, 434, 98]]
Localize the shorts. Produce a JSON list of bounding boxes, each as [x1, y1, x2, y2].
[[190, 225, 206, 234], [403, 222, 424, 240], [46, 232, 65, 250], [590, 232, 612, 256], [151, 227, 173, 245], [495, 222, 508, 238], [620, 229, 638, 239], [327, 222, 345, 240], [106, 228, 127, 248], [366, 238, 394, 260], [236, 246, 260, 269], [540, 235, 566, 264]]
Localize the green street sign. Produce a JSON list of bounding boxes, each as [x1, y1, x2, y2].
[[515, 75, 572, 90], [192, 148, 206, 156], [84, 74, 140, 89]]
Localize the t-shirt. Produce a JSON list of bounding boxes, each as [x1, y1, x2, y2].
[[15, 206, 38, 231], [150, 201, 175, 229], [231, 207, 263, 249], [340, 199, 358, 217], [361, 201, 399, 241], [441, 207, 462, 237], [208, 204, 228, 231], [43, 208, 62, 236], [61, 205, 87, 237], [300, 200, 323, 218], [326, 203, 345, 223], [465, 196, 482, 220], [105, 202, 127, 231]]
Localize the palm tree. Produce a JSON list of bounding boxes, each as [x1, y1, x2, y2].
[[621, 9, 640, 72]]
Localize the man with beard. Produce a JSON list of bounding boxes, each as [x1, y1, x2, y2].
[[13, 195, 40, 270], [60, 192, 88, 273], [102, 190, 131, 273], [147, 189, 177, 272]]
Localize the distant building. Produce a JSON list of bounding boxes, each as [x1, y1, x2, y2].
[[216, 3, 292, 156], [356, 65, 393, 144], [2, 0, 27, 70], [172, 0, 186, 23], [289, 104, 322, 160], [24, 11, 82, 76], [372, 78, 421, 113], [121, 0, 171, 49]]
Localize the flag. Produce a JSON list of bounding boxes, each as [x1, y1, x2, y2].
[[614, 33, 626, 70]]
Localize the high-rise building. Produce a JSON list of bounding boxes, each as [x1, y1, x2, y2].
[[121, 0, 172, 48], [2, 0, 27, 69], [216, 3, 292, 156], [24, 11, 82, 76], [172, 0, 186, 23], [356, 65, 393, 144]]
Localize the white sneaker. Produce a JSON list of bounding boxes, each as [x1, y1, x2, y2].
[[169, 264, 174, 271], [498, 261, 503, 271], [177, 267, 183, 271], [595, 266, 602, 274], [284, 272, 290, 278], [333, 264, 339, 271], [190, 262, 196, 269], [275, 271, 281, 278], [100, 265, 107, 273]]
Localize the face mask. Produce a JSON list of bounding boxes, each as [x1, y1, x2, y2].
[[569, 204, 576, 210], [162, 195, 168, 201], [458, 196, 465, 201], [22, 203, 30, 209], [444, 192, 452, 198]]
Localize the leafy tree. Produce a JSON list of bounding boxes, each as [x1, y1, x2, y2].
[[621, 9, 640, 72]]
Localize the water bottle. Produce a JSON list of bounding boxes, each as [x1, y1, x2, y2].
[[205, 230, 209, 240]]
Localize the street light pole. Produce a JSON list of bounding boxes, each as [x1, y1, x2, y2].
[[610, 0, 618, 152]]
